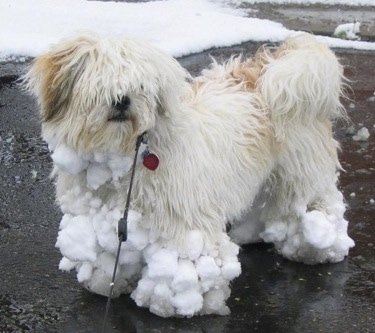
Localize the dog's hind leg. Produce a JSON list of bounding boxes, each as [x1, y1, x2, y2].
[[258, 122, 355, 264], [247, 33, 354, 264]]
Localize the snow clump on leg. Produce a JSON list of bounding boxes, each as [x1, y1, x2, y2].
[[131, 230, 241, 317]]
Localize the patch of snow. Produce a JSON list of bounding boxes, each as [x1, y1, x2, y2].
[[333, 22, 361, 40], [353, 127, 370, 142]]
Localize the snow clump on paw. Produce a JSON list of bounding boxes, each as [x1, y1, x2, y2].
[[131, 231, 241, 317], [260, 196, 354, 264]]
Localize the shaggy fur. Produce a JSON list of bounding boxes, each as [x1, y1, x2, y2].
[[23, 32, 354, 316]]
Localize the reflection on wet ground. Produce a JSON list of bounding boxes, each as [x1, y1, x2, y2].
[[0, 46, 374, 332]]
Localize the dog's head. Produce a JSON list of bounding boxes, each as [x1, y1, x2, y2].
[[23, 33, 189, 153]]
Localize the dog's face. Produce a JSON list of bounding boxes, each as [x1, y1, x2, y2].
[[24, 34, 189, 154]]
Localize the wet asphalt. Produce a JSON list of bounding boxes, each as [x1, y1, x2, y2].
[[1, 3, 375, 333]]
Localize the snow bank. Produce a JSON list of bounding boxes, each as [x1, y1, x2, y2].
[[2, 0, 375, 63]]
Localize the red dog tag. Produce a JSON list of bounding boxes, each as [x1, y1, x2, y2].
[[143, 152, 159, 171]]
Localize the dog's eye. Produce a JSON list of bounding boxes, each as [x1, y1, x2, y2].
[[109, 96, 131, 122]]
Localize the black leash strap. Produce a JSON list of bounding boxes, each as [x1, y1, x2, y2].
[[118, 132, 148, 242], [101, 131, 148, 333]]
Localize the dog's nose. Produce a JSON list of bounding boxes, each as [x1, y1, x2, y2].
[[113, 96, 131, 112], [109, 96, 131, 122]]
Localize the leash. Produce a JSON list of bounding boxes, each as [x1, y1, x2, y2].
[[101, 131, 148, 333]]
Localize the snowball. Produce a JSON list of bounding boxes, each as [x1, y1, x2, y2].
[[59, 213, 73, 229], [86, 162, 112, 190], [59, 190, 94, 215], [353, 127, 370, 142], [201, 289, 230, 316], [147, 249, 179, 280], [119, 249, 142, 265], [55, 216, 97, 262], [92, 212, 118, 253], [149, 283, 175, 318], [127, 228, 149, 251], [77, 262, 93, 282], [333, 232, 355, 254], [108, 155, 133, 180], [127, 210, 142, 230], [83, 267, 112, 297], [94, 252, 117, 276], [186, 230, 204, 260], [131, 278, 155, 307], [260, 220, 287, 243], [171, 290, 203, 317], [219, 236, 240, 258], [302, 211, 336, 249], [143, 242, 163, 262], [280, 240, 299, 259], [58, 256, 77, 271], [221, 261, 241, 280], [199, 277, 216, 293], [51, 145, 88, 174], [196, 256, 220, 279], [89, 197, 102, 209], [122, 212, 150, 250], [86, 153, 99, 163], [171, 259, 199, 293]]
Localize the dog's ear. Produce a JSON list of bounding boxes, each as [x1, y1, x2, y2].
[[24, 46, 88, 123]]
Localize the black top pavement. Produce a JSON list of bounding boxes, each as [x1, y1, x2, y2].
[[1, 3, 375, 332]]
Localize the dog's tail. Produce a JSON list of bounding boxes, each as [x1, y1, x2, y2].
[[256, 33, 347, 140]]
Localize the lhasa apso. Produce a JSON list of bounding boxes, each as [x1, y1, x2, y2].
[[24, 33, 354, 317]]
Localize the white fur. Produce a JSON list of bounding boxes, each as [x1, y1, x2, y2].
[[24, 32, 354, 316]]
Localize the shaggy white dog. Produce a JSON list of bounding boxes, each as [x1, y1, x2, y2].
[[24, 32, 354, 317]]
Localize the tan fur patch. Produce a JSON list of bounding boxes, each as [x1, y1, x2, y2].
[[228, 48, 274, 93], [30, 54, 60, 121], [33, 46, 89, 123]]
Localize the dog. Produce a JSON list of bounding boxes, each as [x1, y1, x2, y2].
[[23, 32, 354, 317]]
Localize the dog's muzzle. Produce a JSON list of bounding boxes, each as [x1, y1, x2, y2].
[[108, 96, 131, 122]]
